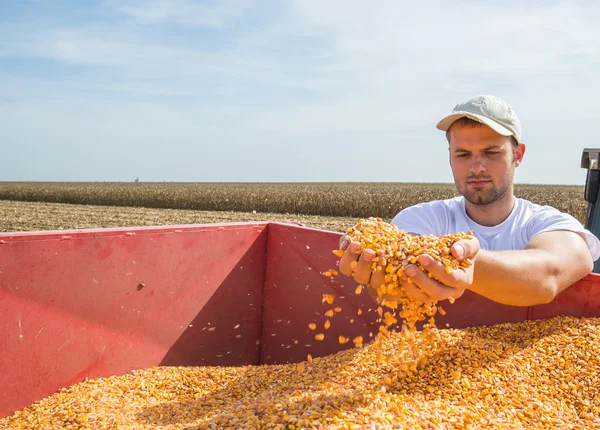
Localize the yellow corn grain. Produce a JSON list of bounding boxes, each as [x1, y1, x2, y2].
[[324, 320, 331, 330], [308, 323, 316, 330], [315, 333, 325, 341], [322, 294, 335, 305]]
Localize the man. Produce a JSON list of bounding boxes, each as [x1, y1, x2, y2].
[[338, 95, 600, 307]]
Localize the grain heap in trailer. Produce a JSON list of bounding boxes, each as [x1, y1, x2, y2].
[[1, 150, 600, 428]]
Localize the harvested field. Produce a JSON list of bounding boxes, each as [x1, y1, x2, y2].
[[0, 182, 587, 224], [0, 200, 359, 233]]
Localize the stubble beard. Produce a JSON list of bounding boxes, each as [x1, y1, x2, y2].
[[462, 183, 510, 206]]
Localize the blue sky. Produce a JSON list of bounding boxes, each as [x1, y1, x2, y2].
[[1, 0, 599, 184]]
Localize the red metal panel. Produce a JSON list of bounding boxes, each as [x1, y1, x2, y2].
[[529, 273, 600, 320], [0, 222, 267, 419], [260, 223, 381, 365]]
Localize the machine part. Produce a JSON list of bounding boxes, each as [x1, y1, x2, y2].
[[581, 149, 600, 272]]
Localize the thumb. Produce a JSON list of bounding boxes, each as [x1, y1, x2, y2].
[[452, 237, 479, 261]]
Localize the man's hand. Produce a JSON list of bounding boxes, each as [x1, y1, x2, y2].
[[337, 234, 480, 304], [338, 235, 387, 291], [400, 236, 480, 303]]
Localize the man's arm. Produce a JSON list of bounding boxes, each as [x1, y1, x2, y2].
[[468, 230, 593, 306]]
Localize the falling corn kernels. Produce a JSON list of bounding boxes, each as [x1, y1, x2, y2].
[[322, 294, 335, 305], [308, 323, 316, 330], [355, 285, 363, 295], [315, 334, 325, 341], [324, 320, 331, 330], [325, 310, 334, 317], [339, 336, 349, 344], [334, 307, 342, 313]]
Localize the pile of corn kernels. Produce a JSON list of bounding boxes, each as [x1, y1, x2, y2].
[[1, 316, 599, 429]]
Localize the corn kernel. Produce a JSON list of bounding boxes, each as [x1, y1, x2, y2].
[[322, 294, 335, 305]]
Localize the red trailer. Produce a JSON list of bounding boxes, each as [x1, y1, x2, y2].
[[1, 220, 600, 420]]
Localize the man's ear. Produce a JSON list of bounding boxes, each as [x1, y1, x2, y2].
[[514, 143, 526, 167]]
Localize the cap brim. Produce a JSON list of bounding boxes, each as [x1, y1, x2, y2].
[[436, 112, 513, 137]]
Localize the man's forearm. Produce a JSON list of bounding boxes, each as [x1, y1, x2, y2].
[[468, 249, 560, 306]]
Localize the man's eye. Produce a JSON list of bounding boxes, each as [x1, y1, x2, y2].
[[456, 154, 469, 158], [486, 152, 500, 156]]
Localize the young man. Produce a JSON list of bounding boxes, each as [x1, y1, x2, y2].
[[339, 95, 600, 307]]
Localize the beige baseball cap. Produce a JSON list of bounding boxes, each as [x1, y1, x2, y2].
[[436, 95, 522, 143]]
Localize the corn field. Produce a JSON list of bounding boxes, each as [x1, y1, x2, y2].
[[0, 182, 588, 225]]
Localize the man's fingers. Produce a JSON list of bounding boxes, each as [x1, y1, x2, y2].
[[416, 254, 463, 288], [451, 237, 480, 261], [354, 249, 375, 285], [406, 264, 454, 302], [370, 268, 385, 290], [401, 278, 433, 303], [339, 241, 360, 275], [339, 234, 351, 251]]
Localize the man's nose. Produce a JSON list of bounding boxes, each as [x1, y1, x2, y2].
[[469, 157, 486, 175]]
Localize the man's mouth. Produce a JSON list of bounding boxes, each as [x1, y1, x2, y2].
[[467, 180, 491, 186]]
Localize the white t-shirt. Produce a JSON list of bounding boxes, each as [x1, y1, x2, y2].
[[390, 196, 600, 261]]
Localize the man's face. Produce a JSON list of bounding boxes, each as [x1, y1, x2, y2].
[[448, 122, 525, 206]]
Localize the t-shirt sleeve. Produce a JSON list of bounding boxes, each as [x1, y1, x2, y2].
[[390, 202, 445, 236], [527, 206, 600, 261]]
